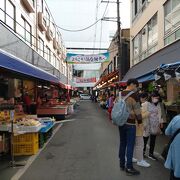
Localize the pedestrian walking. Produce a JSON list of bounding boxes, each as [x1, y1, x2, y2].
[[143, 92, 163, 160], [107, 94, 115, 121], [119, 78, 142, 176], [164, 115, 180, 180], [134, 92, 151, 167]]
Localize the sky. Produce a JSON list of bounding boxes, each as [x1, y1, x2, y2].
[[46, 0, 130, 53]]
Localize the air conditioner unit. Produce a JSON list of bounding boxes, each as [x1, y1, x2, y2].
[[21, 0, 35, 13], [38, 12, 47, 31], [46, 26, 53, 41], [53, 38, 58, 49]]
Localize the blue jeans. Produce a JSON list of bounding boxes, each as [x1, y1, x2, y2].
[[119, 124, 136, 169]]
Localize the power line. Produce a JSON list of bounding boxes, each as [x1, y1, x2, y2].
[[52, 1, 109, 33], [56, 19, 102, 32], [102, 0, 109, 17], [99, 1, 109, 53], [99, 21, 103, 53], [93, 0, 100, 53]]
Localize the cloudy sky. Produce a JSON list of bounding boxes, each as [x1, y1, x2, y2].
[[46, 0, 130, 53]]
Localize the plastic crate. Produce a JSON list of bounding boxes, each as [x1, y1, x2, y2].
[[13, 133, 38, 144], [13, 142, 39, 156]]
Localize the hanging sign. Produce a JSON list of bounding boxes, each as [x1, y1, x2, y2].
[[75, 77, 96, 83], [65, 52, 109, 64]]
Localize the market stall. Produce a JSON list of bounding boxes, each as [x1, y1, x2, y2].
[[37, 105, 68, 120], [154, 62, 180, 121], [0, 107, 55, 156]]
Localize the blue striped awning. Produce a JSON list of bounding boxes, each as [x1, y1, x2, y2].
[[0, 50, 60, 83]]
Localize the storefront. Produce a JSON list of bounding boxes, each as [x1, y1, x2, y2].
[[0, 50, 76, 157]]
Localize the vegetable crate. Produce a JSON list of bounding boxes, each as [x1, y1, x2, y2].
[[12, 133, 39, 156]]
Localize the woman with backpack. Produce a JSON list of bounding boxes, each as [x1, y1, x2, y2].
[[165, 115, 180, 180], [143, 92, 164, 160]]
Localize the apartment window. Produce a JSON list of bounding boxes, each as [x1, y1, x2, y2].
[[164, 0, 180, 32], [133, 34, 140, 58], [148, 14, 158, 47], [45, 8, 50, 26], [164, 0, 180, 45], [51, 54, 56, 66], [6, 0, 15, 30], [176, 29, 180, 39], [141, 26, 147, 52], [52, 23, 56, 37], [165, 33, 175, 45], [22, 17, 32, 45], [0, 0, 5, 22], [39, 37, 44, 57], [31, 0, 35, 7], [134, 0, 138, 15], [61, 62, 63, 73], [56, 59, 60, 70], [46, 46, 51, 62]]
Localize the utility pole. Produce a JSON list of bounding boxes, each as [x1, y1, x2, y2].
[[101, 0, 121, 81], [116, 0, 122, 81]]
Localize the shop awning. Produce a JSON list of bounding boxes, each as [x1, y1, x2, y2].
[[137, 73, 155, 82], [122, 40, 180, 81], [0, 50, 60, 83], [95, 70, 119, 87]]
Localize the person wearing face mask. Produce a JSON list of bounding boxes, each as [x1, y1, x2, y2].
[[133, 92, 151, 167], [143, 92, 163, 160]]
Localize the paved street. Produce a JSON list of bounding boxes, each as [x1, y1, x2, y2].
[[17, 101, 169, 180]]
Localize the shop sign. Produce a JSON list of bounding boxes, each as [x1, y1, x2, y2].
[[65, 52, 109, 64]]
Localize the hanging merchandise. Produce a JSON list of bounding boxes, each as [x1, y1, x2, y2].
[[155, 74, 161, 81], [164, 72, 172, 81]]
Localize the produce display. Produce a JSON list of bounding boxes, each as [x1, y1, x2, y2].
[[15, 118, 41, 126], [0, 112, 43, 133]]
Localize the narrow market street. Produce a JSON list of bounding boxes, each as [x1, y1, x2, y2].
[[10, 101, 170, 180]]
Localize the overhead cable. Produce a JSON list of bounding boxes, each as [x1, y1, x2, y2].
[[56, 19, 102, 32]]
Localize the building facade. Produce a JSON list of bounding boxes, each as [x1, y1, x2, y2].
[[130, 0, 180, 67], [99, 29, 130, 81], [0, 0, 72, 84], [95, 29, 130, 90]]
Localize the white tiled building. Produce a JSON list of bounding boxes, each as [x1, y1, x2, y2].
[[0, 0, 72, 84], [130, 0, 180, 67]]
